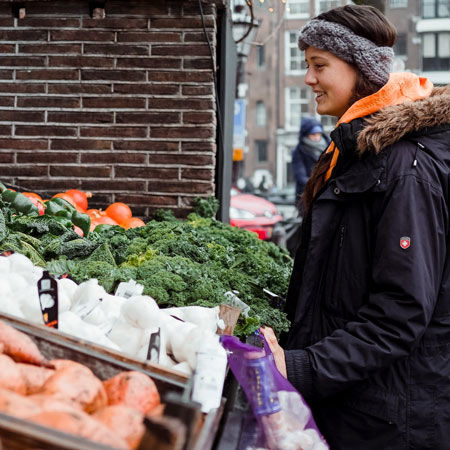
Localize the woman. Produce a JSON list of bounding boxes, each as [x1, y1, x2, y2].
[[261, 4, 450, 449], [292, 117, 330, 205]]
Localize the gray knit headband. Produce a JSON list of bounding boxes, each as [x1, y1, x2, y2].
[[298, 19, 394, 86]]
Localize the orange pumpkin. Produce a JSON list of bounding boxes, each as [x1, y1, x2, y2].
[[105, 203, 132, 225], [120, 217, 145, 229]]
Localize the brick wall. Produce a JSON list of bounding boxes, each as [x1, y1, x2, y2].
[[0, 0, 222, 218]]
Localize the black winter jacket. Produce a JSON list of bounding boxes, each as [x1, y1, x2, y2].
[[283, 87, 450, 449]]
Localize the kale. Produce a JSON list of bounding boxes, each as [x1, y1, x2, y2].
[[192, 196, 219, 218]]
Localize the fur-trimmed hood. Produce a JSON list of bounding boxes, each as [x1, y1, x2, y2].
[[357, 85, 450, 154]]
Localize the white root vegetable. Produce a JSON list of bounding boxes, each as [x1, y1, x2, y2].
[[121, 295, 161, 330]]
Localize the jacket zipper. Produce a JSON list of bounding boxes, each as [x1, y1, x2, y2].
[[339, 225, 346, 248]]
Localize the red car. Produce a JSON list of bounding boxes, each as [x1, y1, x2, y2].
[[229, 188, 283, 240]]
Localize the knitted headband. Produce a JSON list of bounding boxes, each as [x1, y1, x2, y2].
[[298, 19, 394, 86]]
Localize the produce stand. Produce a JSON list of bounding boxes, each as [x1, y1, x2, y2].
[[0, 312, 225, 450]]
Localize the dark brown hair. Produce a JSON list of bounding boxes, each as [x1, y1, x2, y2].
[[300, 5, 397, 214]]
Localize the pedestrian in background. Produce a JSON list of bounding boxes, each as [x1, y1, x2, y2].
[[261, 4, 450, 449], [292, 117, 330, 211]]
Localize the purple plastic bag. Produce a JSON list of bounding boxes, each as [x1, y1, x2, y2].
[[221, 333, 329, 450]]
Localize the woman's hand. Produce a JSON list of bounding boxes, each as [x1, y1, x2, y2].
[[260, 326, 287, 378]]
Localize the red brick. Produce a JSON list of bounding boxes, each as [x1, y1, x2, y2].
[[18, 18, 80, 28], [107, 3, 168, 16], [0, 97, 13, 107], [0, 30, 47, 41], [15, 125, 78, 137], [183, 111, 215, 124], [0, 139, 47, 150], [181, 168, 214, 180], [183, 59, 214, 70], [80, 127, 147, 138], [50, 166, 112, 178], [115, 194, 178, 206], [0, 18, 14, 27], [115, 166, 178, 179], [114, 140, 179, 151], [83, 97, 146, 109], [0, 111, 44, 122], [17, 152, 78, 163], [0, 45, 14, 53], [151, 45, 210, 57], [151, 126, 214, 139], [182, 141, 216, 151], [151, 18, 215, 29], [147, 180, 213, 194], [19, 44, 82, 54], [82, 70, 145, 82], [84, 44, 149, 56], [184, 32, 215, 43], [51, 139, 111, 150], [0, 165, 47, 176], [117, 32, 181, 43], [149, 98, 213, 110], [0, 152, 13, 163], [79, 179, 146, 191], [81, 152, 146, 164], [0, 70, 12, 79], [0, 56, 46, 66], [147, 71, 213, 82], [183, 4, 216, 15], [116, 58, 181, 69], [0, 125, 11, 135], [113, 83, 179, 95], [15, 180, 81, 193], [82, 18, 148, 29], [50, 30, 115, 41], [0, 83, 45, 94], [116, 112, 180, 124], [182, 84, 213, 95], [49, 56, 114, 68], [17, 97, 80, 108], [47, 112, 113, 124], [149, 153, 213, 166], [48, 83, 111, 94], [16, 69, 79, 80]]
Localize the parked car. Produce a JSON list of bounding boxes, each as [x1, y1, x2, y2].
[[229, 188, 283, 240]]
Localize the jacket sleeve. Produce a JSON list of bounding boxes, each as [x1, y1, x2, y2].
[[292, 148, 309, 186], [284, 172, 448, 401]]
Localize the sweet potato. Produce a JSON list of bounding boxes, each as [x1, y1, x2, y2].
[[28, 410, 129, 449], [0, 388, 41, 418], [28, 393, 83, 414], [40, 365, 107, 413], [94, 405, 145, 449], [17, 363, 54, 395], [0, 321, 52, 367], [49, 359, 93, 373], [103, 371, 160, 414], [0, 354, 27, 394]]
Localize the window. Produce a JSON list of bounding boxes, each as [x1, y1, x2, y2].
[[394, 33, 407, 56], [285, 0, 309, 18], [286, 31, 307, 74], [422, 32, 450, 71], [257, 45, 265, 69], [286, 87, 310, 129], [255, 140, 268, 163], [318, 0, 341, 13], [422, 0, 449, 18], [255, 101, 266, 126], [389, 0, 408, 8], [320, 115, 337, 131]]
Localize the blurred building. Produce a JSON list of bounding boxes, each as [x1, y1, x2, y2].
[[232, 0, 449, 191]]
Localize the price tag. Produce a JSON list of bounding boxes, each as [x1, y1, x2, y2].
[[146, 328, 161, 364], [37, 271, 58, 328], [115, 280, 144, 299]]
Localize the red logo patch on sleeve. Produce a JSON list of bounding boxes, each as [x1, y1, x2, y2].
[[400, 237, 411, 249]]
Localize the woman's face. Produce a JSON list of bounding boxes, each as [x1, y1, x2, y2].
[[304, 46, 358, 118]]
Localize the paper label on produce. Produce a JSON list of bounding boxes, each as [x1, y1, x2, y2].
[[146, 328, 161, 363], [245, 357, 281, 416], [38, 271, 58, 329], [192, 351, 227, 413], [115, 280, 144, 299], [71, 296, 99, 319]]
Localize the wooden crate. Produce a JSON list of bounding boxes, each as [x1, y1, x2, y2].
[[0, 313, 224, 450]]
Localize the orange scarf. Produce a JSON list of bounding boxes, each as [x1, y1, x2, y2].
[[324, 72, 433, 181]]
